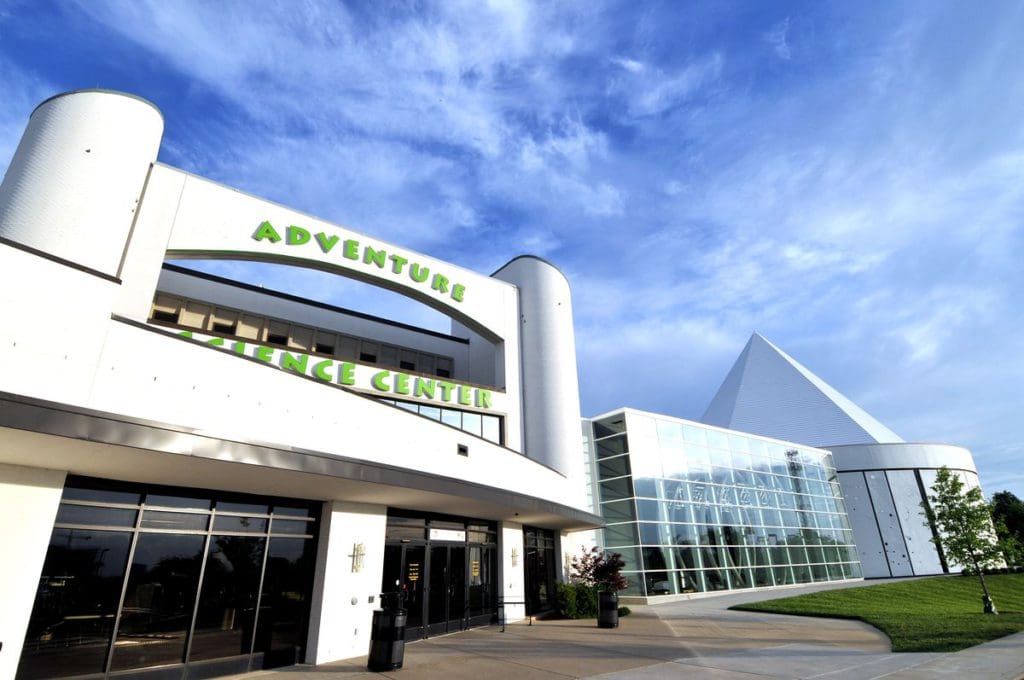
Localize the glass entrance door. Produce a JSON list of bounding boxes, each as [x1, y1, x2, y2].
[[383, 513, 495, 640], [380, 544, 426, 640], [426, 545, 466, 636]]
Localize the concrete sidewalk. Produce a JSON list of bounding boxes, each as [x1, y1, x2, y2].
[[227, 583, 1024, 679]]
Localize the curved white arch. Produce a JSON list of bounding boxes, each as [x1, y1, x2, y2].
[[163, 172, 515, 343]]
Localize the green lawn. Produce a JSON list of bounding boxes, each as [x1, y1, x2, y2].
[[731, 574, 1024, 652]]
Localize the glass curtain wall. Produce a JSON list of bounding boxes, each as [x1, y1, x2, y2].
[[590, 412, 862, 596], [18, 478, 319, 679]]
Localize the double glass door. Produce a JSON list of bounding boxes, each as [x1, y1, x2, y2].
[[382, 543, 467, 639], [427, 545, 466, 636], [381, 514, 496, 641]]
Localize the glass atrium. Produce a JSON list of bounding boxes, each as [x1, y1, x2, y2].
[[587, 409, 863, 597]]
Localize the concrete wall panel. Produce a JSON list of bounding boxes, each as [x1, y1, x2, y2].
[[886, 470, 943, 575], [864, 471, 912, 577], [837, 471, 889, 578]]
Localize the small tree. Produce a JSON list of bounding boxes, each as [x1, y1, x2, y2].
[[570, 546, 628, 592], [922, 467, 1003, 614]]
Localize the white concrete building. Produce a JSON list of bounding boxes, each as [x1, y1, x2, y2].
[[0, 89, 995, 680], [701, 333, 984, 579], [0, 90, 601, 680]]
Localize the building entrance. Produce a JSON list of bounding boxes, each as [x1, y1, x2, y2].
[[381, 513, 496, 640]]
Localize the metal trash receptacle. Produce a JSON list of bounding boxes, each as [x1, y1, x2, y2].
[[367, 597, 407, 672], [597, 591, 619, 628]]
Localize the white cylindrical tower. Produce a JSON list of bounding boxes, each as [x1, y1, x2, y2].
[[493, 256, 582, 477], [0, 89, 163, 276]]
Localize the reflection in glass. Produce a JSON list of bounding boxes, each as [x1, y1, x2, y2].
[[18, 529, 132, 679], [110, 533, 205, 670], [23, 482, 320, 676], [189, 535, 266, 661], [145, 494, 211, 510], [591, 415, 862, 597], [217, 502, 269, 515], [255, 537, 316, 668], [603, 523, 639, 547], [270, 519, 313, 535], [462, 412, 482, 437], [55, 504, 137, 527], [441, 409, 462, 428], [468, 545, 495, 619], [140, 510, 209, 531], [481, 415, 501, 444], [62, 486, 141, 505], [597, 455, 631, 480], [524, 527, 557, 615], [595, 433, 629, 458], [213, 515, 268, 533], [600, 499, 637, 522], [599, 477, 634, 501]]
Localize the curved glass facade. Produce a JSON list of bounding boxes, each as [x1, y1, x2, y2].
[[589, 410, 862, 597]]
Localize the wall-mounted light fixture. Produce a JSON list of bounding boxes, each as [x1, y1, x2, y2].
[[351, 542, 366, 573]]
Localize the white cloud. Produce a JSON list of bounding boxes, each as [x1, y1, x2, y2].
[[611, 56, 645, 73], [614, 53, 723, 118], [766, 18, 792, 60]]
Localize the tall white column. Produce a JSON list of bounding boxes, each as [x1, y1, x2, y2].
[[0, 464, 66, 680], [0, 89, 163, 277]]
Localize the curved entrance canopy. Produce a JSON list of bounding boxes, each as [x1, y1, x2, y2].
[[163, 172, 513, 344]]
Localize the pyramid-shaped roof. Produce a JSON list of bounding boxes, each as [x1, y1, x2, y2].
[[701, 333, 903, 447]]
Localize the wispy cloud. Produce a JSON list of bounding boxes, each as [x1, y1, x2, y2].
[[766, 18, 792, 60], [1, 1, 1022, 497]]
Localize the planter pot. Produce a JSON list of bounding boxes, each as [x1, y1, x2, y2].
[[597, 591, 619, 628]]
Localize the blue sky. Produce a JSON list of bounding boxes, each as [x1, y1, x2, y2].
[[1, 1, 1022, 498]]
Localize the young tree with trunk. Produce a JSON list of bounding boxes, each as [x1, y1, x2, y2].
[[922, 467, 1003, 614]]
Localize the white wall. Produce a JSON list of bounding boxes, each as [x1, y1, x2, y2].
[[499, 523, 525, 623], [82, 320, 575, 506], [307, 501, 388, 665], [0, 245, 121, 407], [0, 464, 66, 680]]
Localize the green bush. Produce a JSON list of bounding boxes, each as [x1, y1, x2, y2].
[[555, 582, 578, 619], [576, 583, 598, 617], [555, 582, 599, 619], [617, 606, 631, 617]]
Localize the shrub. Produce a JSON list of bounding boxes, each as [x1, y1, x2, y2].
[[575, 582, 598, 616], [555, 581, 599, 619], [617, 606, 631, 617], [555, 581, 578, 619]]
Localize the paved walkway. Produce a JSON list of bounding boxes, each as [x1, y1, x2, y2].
[[227, 583, 1024, 679]]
